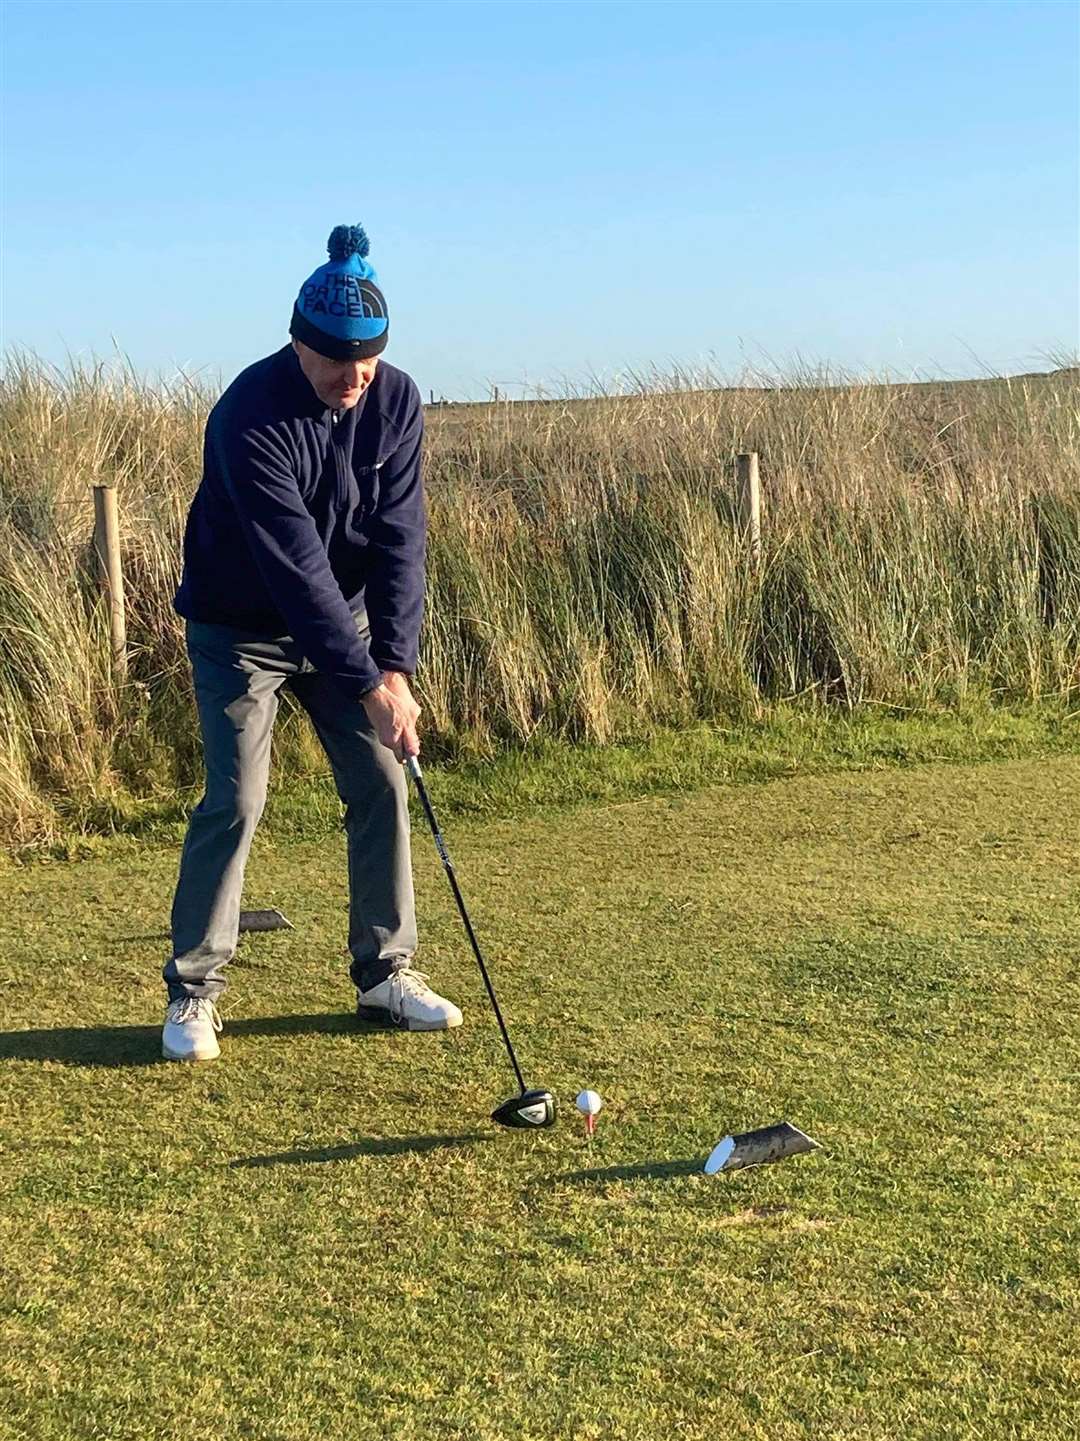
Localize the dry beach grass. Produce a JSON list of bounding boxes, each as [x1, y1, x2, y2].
[[0, 354, 1078, 845]]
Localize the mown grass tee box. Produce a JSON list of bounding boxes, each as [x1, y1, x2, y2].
[[1, 756, 1077, 1439]]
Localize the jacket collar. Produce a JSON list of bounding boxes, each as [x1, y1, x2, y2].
[[273, 344, 328, 419]]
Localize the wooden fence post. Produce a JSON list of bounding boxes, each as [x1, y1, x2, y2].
[[92, 484, 128, 681], [736, 452, 762, 569]]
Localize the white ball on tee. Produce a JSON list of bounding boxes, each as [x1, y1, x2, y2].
[[575, 1089, 603, 1116]]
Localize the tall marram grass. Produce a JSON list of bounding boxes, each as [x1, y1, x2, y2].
[[1, 351, 1078, 845]]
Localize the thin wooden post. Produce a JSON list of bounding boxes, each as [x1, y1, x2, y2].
[[736, 452, 762, 569], [92, 484, 127, 680]]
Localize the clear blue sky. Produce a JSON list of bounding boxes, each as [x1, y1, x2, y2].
[[2, 0, 1077, 399]]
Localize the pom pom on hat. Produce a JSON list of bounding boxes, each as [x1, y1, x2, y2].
[[327, 224, 371, 262]]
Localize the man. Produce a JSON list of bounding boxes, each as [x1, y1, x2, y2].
[[162, 223, 463, 1062]]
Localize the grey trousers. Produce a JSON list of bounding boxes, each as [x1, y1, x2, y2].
[[164, 617, 417, 1002]]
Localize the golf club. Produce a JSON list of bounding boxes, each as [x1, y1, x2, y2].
[[403, 754, 556, 1131]]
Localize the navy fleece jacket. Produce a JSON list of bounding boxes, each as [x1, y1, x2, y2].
[[174, 345, 426, 699]]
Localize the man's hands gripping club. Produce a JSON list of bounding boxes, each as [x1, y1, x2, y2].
[[362, 671, 421, 760]]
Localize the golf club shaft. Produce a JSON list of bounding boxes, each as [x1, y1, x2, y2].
[[404, 756, 528, 1095]]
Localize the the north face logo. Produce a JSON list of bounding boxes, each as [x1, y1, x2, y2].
[[301, 275, 386, 322], [358, 282, 386, 320]]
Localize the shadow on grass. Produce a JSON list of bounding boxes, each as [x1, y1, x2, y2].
[[231, 1133, 490, 1168], [0, 1012, 384, 1068], [548, 1158, 704, 1186]]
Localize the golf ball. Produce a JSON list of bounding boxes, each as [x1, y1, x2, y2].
[[575, 1089, 603, 1117]]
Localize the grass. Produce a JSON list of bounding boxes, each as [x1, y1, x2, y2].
[[2, 354, 1079, 846], [1, 754, 1077, 1439], [9, 700, 1076, 863]]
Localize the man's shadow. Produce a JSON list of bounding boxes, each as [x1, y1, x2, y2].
[[230, 1133, 489, 1169], [540, 1159, 703, 1186], [0, 1012, 388, 1068]]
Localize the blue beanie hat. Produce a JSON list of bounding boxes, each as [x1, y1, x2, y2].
[[289, 224, 389, 360]]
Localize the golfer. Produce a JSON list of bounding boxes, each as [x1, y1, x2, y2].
[[162, 223, 463, 1062]]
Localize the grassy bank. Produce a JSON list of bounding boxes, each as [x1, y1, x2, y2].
[[2, 755, 1077, 1439], [1, 355, 1078, 846], [5, 701, 1077, 865]]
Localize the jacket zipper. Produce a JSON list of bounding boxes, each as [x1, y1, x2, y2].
[[330, 409, 349, 507]]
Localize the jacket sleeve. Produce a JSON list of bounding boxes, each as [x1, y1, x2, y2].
[[365, 394, 427, 674], [211, 410, 384, 699]]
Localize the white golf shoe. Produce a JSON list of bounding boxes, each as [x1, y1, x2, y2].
[[162, 996, 223, 1061], [356, 967, 463, 1032]]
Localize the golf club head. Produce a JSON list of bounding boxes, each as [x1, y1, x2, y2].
[[704, 1121, 820, 1174], [491, 1089, 557, 1130]]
